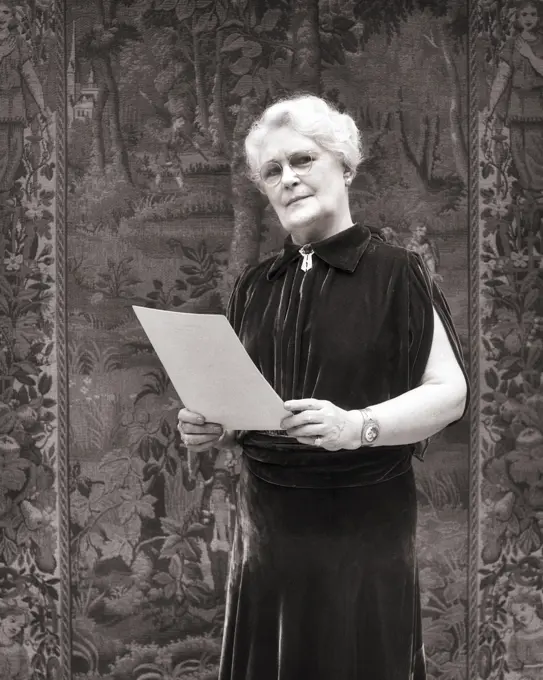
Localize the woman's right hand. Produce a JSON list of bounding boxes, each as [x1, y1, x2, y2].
[[177, 408, 224, 452], [516, 36, 534, 59]]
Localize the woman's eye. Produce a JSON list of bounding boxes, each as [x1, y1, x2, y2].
[[291, 154, 312, 168], [262, 164, 280, 179]]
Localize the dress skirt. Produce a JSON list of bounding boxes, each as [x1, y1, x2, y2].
[[219, 457, 427, 680]]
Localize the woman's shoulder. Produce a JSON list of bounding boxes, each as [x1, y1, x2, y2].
[[230, 257, 274, 296], [500, 36, 518, 51], [532, 34, 543, 54], [8, 33, 31, 60], [365, 235, 412, 268], [239, 256, 274, 282], [369, 237, 407, 255], [498, 36, 517, 63], [501, 35, 517, 48], [515, 625, 543, 641], [6, 33, 26, 49]]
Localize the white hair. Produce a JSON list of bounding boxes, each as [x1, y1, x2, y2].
[[244, 95, 364, 182]]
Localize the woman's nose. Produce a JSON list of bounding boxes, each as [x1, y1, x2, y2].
[[280, 164, 300, 187]]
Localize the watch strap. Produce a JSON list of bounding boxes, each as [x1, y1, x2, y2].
[[359, 408, 380, 446]]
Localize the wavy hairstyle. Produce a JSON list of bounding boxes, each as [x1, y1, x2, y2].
[[244, 95, 364, 184], [513, 0, 543, 31]]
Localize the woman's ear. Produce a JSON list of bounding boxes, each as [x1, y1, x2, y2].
[[247, 169, 267, 195]]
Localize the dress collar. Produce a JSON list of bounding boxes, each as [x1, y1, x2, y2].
[[267, 223, 377, 281]]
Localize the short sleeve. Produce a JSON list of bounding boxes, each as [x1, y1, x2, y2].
[[17, 36, 32, 66], [406, 251, 470, 458], [499, 38, 515, 68], [407, 251, 435, 391]]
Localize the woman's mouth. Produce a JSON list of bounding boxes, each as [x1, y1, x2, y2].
[[287, 196, 311, 207]]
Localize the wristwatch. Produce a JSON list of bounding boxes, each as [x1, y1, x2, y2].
[[359, 408, 380, 446]]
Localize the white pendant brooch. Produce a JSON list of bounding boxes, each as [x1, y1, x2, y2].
[[300, 244, 314, 272]]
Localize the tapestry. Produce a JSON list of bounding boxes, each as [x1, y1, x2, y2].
[[477, 1, 543, 678], [0, 0, 541, 678]]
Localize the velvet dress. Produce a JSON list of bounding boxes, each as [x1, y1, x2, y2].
[[218, 224, 469, 680]]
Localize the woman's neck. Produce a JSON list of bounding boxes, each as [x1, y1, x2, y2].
[[523, 618, 543, 633], [522, 29, 538, 41], [0, 29, 9, 40], [0, 632, 13, 646], [290, 212, 354, 246]]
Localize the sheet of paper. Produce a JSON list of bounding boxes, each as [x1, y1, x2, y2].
[[132, 306, 289, 430]]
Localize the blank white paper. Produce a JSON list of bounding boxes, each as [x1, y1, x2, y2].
[[132, 306, 288, 430]]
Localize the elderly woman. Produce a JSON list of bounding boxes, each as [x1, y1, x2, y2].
[[177, 95, 469, 680]]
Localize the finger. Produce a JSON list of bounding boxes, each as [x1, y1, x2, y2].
[[180, 423, 223, 435], [285, 424, 326, 438], [184, 440, 218, 453], [296, 436, 319, 446], [295, 434, 334, 449], [182, 433, 222, 448], [283, 399, 324, 412], [281, 409, 322, 429], [178, 408, 205, 425]]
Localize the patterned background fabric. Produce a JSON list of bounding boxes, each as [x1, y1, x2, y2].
[[0, 0, 541, 678]]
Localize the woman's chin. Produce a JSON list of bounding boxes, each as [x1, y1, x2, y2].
[[281, 210, 322, 234]]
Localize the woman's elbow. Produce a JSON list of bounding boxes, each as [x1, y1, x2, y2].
[[447, 377, 468, 423]]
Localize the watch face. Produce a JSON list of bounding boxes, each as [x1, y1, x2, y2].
[[364, 423, 379, 443]]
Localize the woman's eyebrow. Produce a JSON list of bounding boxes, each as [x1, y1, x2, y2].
[[261, 148, 319, 165]]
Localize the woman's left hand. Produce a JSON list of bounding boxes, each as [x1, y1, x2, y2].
[[281, 399, 362, 451]]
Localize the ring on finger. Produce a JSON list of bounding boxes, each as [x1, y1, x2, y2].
[[315, 436, 323, 447]]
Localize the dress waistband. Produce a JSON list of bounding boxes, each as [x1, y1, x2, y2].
[[239, 431, 414, 488]]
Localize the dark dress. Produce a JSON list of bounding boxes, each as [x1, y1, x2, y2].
[[219, 224, 469, 680]]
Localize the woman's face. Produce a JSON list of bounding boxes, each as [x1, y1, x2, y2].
[[256, 126, 350, 241], [518, 5, 539, 31], [0, 614, 25, 639], [0, 5, 12, 29], [511, 602, 537, 626]]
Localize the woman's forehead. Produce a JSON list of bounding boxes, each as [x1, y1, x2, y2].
[[258, 127, 320, 163]]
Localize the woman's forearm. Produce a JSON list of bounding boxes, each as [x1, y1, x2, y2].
[[349, 381, 467, 448], [528, 53, 543, 76], [21, 61, 46, 112], [488, 61, 512, 114]]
